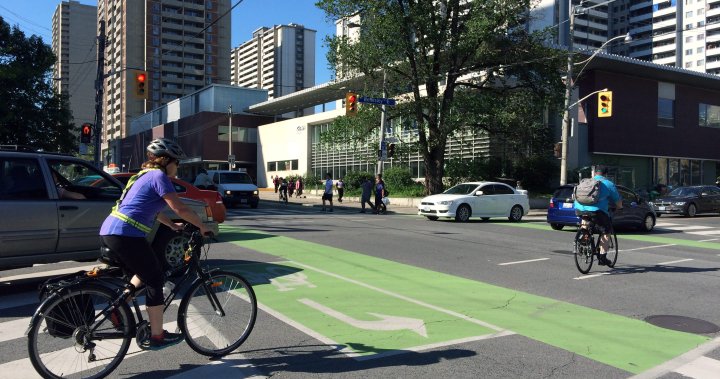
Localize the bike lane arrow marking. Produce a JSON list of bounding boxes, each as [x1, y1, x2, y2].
[[298, 298, 428, 337]]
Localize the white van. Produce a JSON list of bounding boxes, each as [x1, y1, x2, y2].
[[206, 169, 259, 208]]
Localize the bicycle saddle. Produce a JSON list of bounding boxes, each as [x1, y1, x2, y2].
[[99, 245, 123, 268]]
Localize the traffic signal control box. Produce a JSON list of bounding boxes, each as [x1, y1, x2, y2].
[[80, 123, 93, 144], [598, 91, 612, 118], [133, 70, 148, 99], [345, 92, 358, 116]]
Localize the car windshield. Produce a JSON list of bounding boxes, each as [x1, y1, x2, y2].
[[668, 187, 699, 197], [443, 184, 479, 195], [219, 173, 253, 184]]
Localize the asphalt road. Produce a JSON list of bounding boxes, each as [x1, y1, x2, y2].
[[2, 200, 720, 378]]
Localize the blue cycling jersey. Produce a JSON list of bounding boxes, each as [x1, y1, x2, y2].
[[574, 175, 621, 216]]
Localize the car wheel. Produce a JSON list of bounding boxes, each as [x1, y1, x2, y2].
[[455, 204, 471, 222], [152, 225, 190, 272], [685, 203, 697, 217], [508, 205, 523, 222], [425, 216, 439, 221], [550, 223, 564, 230], [641, 214, 655, 232]]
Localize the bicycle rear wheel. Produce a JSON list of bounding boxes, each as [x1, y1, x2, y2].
[[178, 271, 257, 357], [574, 231, 594, 274], [28, 284, 133, 379], [606, 231, 619, 268]]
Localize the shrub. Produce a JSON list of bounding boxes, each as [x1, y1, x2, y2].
[[343, 171, 374, 192], [382, 166, 415, 192]]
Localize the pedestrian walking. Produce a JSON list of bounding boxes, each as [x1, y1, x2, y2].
[[296, 177, 303, 197], [336, 178, 345, 203], [273, 175, 279, 193], [322, 173, 334, 212], [374, 174, 386, 214], [360, 177, 374, 213], [288, 178, 296, 197]]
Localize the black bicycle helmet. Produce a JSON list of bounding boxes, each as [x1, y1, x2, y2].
[[146, 138, 186, 159]]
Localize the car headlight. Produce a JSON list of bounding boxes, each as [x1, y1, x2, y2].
[[674, 201, 686, 206], [225, 190, 232, 195], [253, 190, 259, 195], [437, 200, 453, 205]]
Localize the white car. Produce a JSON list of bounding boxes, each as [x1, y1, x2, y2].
[[417, 182, 529, 222]]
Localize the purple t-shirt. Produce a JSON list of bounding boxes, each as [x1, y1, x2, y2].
[[100, 170, 175, 237]]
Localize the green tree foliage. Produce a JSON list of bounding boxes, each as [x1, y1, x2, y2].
[[0, 17, 76, 152], [316, 0, 565, 195], [342, 170, 374, 191]]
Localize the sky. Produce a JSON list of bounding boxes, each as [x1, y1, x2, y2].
[[0, 0, 337, 84]]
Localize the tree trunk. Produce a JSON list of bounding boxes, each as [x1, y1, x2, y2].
[[424, 142, 446, 195]]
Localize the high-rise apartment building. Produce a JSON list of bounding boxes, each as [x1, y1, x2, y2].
[[97, 0, 230, 162], [51, 0, 97, 128], [230, 24, 316, 103]]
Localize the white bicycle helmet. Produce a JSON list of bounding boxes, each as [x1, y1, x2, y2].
[[146, 138, 186, 159]]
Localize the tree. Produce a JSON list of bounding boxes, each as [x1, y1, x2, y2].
[[316, 0, 565, 194], [0, 16, 76, 153]]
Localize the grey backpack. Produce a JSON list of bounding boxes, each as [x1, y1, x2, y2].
[[573, 178, 601, 205]]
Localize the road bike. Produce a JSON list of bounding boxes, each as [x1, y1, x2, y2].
[[26, 225, 257, 379], [573, 212, 619, 274]]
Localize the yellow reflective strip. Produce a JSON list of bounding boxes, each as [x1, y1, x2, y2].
[[110, 210, 152, 233]]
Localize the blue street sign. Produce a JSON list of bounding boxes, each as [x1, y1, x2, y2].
[[358, 96, 396, 106]]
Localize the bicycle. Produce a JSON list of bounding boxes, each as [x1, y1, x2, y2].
[[27, 225, 257, 379], [573, 211, 619, 274], [279, 189, 288, 204]]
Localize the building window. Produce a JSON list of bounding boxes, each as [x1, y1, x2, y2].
[[686, 62, 693, 68], [697, 46, 704, 53], [686, 11, 693, 17], [698, 8, 704, 15], [686, 36, 693, 42], [658, 98, 674, 127], [685, 49, 693, 55], [697, 20, 705, 27], [699, 103, 720, 128], [697, 59, 705, 65], [698, 33, 705, 40]]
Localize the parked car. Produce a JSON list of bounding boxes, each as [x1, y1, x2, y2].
[[207, 169, 259, 208], [0, 147, 218, 270], [110, 173, 226, 223], [653, 185, 720, 217], [417, 182, 529, 222], [546, 184, 656, 232]]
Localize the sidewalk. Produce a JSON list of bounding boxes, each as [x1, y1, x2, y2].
[[258, 188, 548, 216]]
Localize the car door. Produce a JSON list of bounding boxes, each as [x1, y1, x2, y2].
[[492, 184, 516, 216], [48, 158, 123, 253], [474, 184, 498, 216], [701, 186, 720, 212], [612, 187, 640, 228], [0, 156, 58, 260]]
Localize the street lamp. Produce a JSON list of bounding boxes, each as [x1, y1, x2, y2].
[[559, 4, 631, 185]]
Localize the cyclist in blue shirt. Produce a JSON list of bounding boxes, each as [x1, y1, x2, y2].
[[574, 165, 622, 265]]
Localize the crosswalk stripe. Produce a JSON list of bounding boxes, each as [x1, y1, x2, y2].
[[674, 356, 720, 378], [0, 318, 30, 343], [165, 357, 264, 379], [688, 230, 720, 236]]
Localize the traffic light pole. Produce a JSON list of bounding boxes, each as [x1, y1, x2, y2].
[[377, 70, 387, 176], [92, 20, 106, 169]]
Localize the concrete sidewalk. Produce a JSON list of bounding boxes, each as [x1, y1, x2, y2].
[[258, 188, 548, 217]]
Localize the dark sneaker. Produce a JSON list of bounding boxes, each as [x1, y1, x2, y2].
[[140, 330, 184, 351], [597, 255, 610, 266]]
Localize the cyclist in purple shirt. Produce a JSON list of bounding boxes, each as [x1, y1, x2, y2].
[[100, 138, 212, 350]]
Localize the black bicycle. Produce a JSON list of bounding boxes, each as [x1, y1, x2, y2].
[[27, 225, 257, 379], [573, 212, 619, 274]]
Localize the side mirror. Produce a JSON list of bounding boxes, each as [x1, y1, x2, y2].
[[475, 191, 484, 196]]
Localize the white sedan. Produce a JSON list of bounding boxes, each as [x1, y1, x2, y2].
[[417, 182, 529, 222]]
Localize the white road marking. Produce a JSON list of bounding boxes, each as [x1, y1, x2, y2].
[[497, 258, 550, 266], [698, 238, 719, 242], [630, 336, 720, 379], [660, 225, 714, 232], [674, 356, 720, 379], [657, 258, 694, 265], [688, 230, 720, 236], [619, 244, 676, 252], [165, 357, 264, 379], [0, 317, 31, 343], [573, 272, 611, 280]]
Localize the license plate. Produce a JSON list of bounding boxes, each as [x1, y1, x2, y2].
[[562, 203, 573, 208], [240, 199, 247, 204], [658, 206, 665, 211]]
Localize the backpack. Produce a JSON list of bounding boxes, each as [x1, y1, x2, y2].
[[573, 178, 602, 205]]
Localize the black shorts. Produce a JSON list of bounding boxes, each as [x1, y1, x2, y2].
[[100, 235, 165, 306], [576, 210, 612, 234], [322, 193, 333, 201]]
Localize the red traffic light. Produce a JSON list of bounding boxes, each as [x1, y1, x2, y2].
[[136, 73, 146, 82], [80, 123, 93, 144]]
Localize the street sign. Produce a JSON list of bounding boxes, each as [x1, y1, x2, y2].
[[358, 96, 396, 106], [228, 154, 235, 167]]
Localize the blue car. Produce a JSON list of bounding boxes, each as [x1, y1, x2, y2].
[[547, 184, 656, 232]]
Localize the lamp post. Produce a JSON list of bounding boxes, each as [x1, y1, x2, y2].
[[559, 3, 630, 185], [227, 105, 234, 170], [377, 69, 387, 176]]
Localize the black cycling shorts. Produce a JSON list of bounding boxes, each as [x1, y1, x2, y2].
[[322, 193, 333, 201], [576, 209, 612, 235], [100, 235, 165, 306]]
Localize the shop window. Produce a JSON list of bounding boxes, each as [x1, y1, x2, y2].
[[658, 98, 674, 127]]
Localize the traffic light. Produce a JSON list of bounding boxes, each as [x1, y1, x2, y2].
[[598, 90, 612, 117], [133, 70, 148, 99], [80, 123, 93, 144], [387, 143, 395, 158], [345, 92, 358, 116]]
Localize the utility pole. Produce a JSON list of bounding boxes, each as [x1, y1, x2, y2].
[[377, 70, 387, 176], [93, 20, 106, 169], [227, 105, 234, 170]]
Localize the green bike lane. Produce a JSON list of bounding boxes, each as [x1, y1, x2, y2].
[[218, 224, 710, 375]]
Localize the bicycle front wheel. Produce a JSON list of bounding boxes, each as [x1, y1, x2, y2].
[[606, 231, 619, 268], [28, 284, 133, 379], [178, 271, 257, 357], [574, 232, 594, 274]]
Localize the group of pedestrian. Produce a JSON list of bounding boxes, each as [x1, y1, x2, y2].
[[272, 175, 304, 199]]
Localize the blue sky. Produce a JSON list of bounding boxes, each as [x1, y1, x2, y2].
[[0, 0, 336, 84]]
